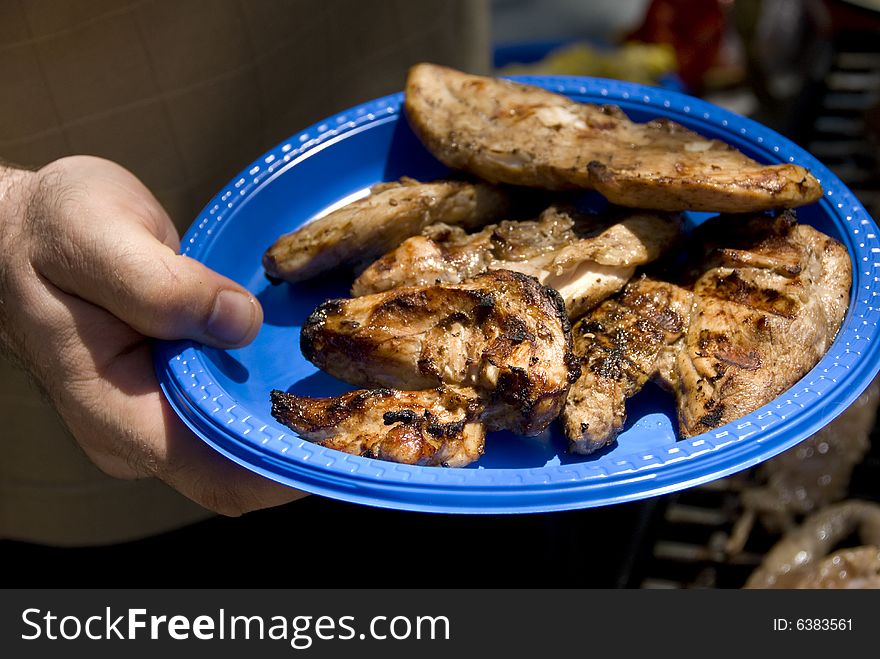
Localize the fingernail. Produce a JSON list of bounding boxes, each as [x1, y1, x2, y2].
[[207, 290, 257, 346]]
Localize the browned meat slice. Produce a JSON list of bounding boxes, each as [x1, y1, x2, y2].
[[405, 63, 823, 212], [745, 501, 880, 588], [562, 211, 851, 453], [352, 206, 681, 319], [263, 177, 514, 282], [352, 225, 495, 296], [676, 212, 851, 437], [300, 269, 579, 436], [564, 276, 692, 454], [271, 386, 486, 467]]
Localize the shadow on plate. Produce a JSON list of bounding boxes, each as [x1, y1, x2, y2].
[[202, 348, 250, 384], [285, 370, 354, 398], [472, 427, 620, 469], [382, 117, 451, 182], [256, 277, 352, 328]]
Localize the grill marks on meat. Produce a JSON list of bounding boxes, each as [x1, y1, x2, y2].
[[565, 277, 692, 454], [301, 270, 578, 436], [265, 65, 846, 467], [677, 213, 851, 437], [563, 212, 851, 453], [404, 64, 823, 212], [262, 177, 513, 282], [352, 205, 681, 319], [271, 386, 486, 467], [272, 270, 579, 465]]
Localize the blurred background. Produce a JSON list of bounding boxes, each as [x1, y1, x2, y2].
[[492, 0, 880, 221], [4, 0, 880, 589]]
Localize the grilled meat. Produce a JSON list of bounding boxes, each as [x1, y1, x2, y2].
[[746, 501, 880, 589], [352, 225, 495, 295], [405, 63, 823, 212], [271, 386, 486, 467], [563, 211, 851, 453], [564, 277, 692, 454], [676, 212, 851, 437], [263, 177, 514, 282], [352, 205, 682, 319], [300, 269, 579, 436]]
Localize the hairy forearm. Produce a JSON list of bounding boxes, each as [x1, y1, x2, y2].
[[0, 163, 26, 366], [0, 161, 32, 212]]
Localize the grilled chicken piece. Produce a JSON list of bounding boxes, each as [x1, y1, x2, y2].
[[352, 206, 681, 319], [563, 211, 851, 453], [746, 501, 880, 589], [271, 386, 486, 467], [676, 212, 851, 437], [301, 269, 579, 436], [263, 177, 514, 282], [405, 63, 823, 212], [564, 276, 692, 454]]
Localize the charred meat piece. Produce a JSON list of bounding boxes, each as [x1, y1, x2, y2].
[[563, 211, 851, 453], [676, 212, 851, 437], [405, 63, 823, 212], [564, 276, 692, 454], [271, 386, 486, 467], [746, 501, 880, 589], [301, 269, 579, 436], [263, 177, 514, 282], [352, 205, 681, 319]]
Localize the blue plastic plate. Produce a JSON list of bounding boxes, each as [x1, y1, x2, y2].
[[154, 76, 880, 513]]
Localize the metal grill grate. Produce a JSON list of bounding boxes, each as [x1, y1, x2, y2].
[[635, 477, 762, 588], [806, 33, 880, 219]]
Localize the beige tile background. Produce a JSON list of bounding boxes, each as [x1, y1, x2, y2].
[[0, 0, 489, 545]]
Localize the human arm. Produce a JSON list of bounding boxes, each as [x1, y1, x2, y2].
[[0, 156, 306, 515]]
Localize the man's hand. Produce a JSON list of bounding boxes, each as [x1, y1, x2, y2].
[[0, 156, 306, 515]]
